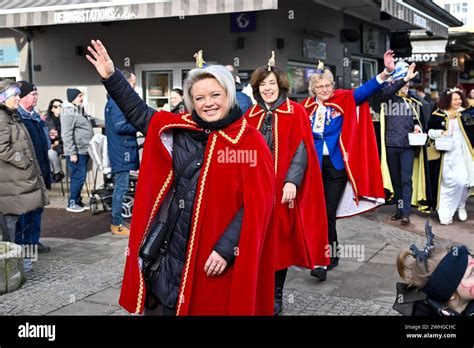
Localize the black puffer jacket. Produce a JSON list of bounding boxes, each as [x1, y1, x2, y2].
[[102, 69, 244, 310]]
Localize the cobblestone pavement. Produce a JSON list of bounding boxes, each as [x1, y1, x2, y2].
[[1, 207, 471, 316]]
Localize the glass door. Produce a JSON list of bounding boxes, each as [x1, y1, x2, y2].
[[142, 70, 172, 110]]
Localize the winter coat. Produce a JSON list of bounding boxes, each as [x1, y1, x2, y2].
[[0, 105, 48, 215], [17, 106, 52, 189], [104, 96, 139, 174], [60, 102, 95, 156]]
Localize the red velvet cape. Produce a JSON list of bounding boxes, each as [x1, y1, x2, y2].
[[119, 111, 275, 315], [301, 90, 385, 216], [244, 99, 329, 270]]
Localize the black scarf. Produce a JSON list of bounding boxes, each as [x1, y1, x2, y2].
[[191, 104, 243, 132], [255, 93, 287, 114], [255, 93, 287, 137]]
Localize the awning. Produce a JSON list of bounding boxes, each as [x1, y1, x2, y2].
[[0, 0, 277, 28], [381, 0, 449, 38]]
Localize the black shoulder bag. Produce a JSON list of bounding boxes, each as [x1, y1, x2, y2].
[[139, 146, 205, 308]]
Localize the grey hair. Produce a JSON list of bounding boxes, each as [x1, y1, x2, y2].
[[0, 79, 18, 94], [308, 69, 335, 97], [183, 65, 236, 113]]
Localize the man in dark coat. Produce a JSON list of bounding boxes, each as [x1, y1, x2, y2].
[[16, 80, 52, 253], [105, 70, 139, 236]]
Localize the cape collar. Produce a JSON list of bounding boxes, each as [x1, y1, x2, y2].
[[248, 98, 293, 118], [435, 107, 466, 118], [179, 113, 248, 147], [303, 95, 345, 115]]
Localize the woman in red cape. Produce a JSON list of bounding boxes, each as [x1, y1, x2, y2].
[[87, 40, 275, 315], [243, 56, 329, 315]]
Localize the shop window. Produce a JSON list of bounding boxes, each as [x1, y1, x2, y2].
[[351, 57, 377, 88], [287, 62, 335, 100], [142, 70, 172, 110]]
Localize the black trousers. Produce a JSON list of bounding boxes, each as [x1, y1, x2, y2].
[[386, 146, 414, 217], [322, 156, 348, 254]]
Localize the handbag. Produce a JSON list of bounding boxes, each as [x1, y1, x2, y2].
[[426, 140, 440, 161], [435, 135, 454, 152], [139, 146, 206, 308], [434, 119, 454, 152]]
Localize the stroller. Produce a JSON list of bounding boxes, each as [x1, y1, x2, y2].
[[87, 134, 137, 218]]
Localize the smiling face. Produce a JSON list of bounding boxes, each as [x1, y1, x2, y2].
[[450, 92, 463, 110], [191, 78, 228, 122], [312, 77, 334, 102], [457, 256, 474, 302], [258, 72, 280, 105]]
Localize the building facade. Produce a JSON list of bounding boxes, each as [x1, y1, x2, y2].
[[0, 0, 461, 117]]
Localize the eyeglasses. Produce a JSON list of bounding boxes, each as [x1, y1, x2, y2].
[[52, 104, 62, 109], [314, 84, 333, 91]]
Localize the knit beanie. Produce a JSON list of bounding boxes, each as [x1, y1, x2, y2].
[[17, 80, 37, 98], [67, 88, 82, 103]]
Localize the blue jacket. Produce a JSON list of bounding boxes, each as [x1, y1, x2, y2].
[[104, 96, 139, 173], [17, 106, 52, 189], [313, 76, 385, 170], [236, 91, 252, 114]]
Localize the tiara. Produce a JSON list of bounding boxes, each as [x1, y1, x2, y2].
[[447, 87, 461, 94]]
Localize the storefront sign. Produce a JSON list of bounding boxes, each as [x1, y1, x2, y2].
[[53, 6, 138, 24], [395, 53, 440, 63], [0, 47, 19, 66]]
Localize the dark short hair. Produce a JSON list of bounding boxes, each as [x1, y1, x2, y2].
[[250, 66, 289, 101], [437, 90, 469, 110], [172, 88, 183, 97], [415, 86, 426, 93], [121, 70, 134, 81]]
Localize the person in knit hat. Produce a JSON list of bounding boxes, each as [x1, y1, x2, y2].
[[60, 87, 102, 213], [0, 79, 48, 271], [16, 80, 52, 255]]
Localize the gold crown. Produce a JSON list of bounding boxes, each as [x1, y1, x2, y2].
[[193, 50, 206, 68], [267, 51, 275, 71]]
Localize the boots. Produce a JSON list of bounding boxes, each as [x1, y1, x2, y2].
[[274, 268, 288, 316]]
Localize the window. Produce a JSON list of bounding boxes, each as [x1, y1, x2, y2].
[[351, 57, 378, 88], [444, 4, 450, 12], [462, 2, 468, 12], [286, 61, 335, 99], [454, 3, 460, 12]]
